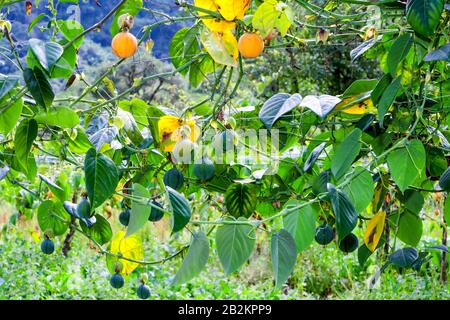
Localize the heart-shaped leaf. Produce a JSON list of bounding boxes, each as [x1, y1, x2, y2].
[[0, 74, 19, 100], [172, 231, 209, 286], [84, 148, 119, 209], [271, 229, 297, 289], [327, 183, 358, 240], [126, 183, 151, 237], [406, 0, 444, 37], [29, 38, 64, 71], [225, 183, 257, 218], [216, 217, 255, 275], [167, 186, 192, 233], [259, 93, 302, 129], [389, 247, 419, 268], [23, 67, 54, 109], [423, 43, 450, 62]]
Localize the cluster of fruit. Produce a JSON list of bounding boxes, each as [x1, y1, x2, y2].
[[109, 263, 151, 299], [315, 224, 359, 253]]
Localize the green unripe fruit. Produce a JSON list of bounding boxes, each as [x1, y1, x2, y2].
[[77, 196, 91, 219], [41, 239, 55, 255], [148, 201, 164, 222], [119, 209, 130, 226], [339, 233, 359, 253], [315, 224, 334, 245], [110, 273, 125, 289], [193, 158, 215, 181], [136, 284, 150, 299], [163, 168, 184, 190]]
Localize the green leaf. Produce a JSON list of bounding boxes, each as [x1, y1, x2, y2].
[[169, 27, 198, 76], [371, 73, 392, 105], [84, 148, 120, 209], [259, 93, 302, 129], [37, 200, 70, 236], [377, 76, 402, 127], [350, 36, 381, 62], [28, 39, 63, 71], [389, 247, 419, 268], [358, 237, 385, 266], [341, 167, 374, 213], [167, 186, 192, 233], [216, 217, 255, 275], [38, 174, 68, 202], [283, 200, 317, 252], [300, 95, 340, 118], [172, 231, 209, 286], [116, 108, 143, 146], [23, 67, 54, 109], [331, 128, 362, 179], [126, 183, 151, 237], [424, 43, 450, 62], [439, 166, 450, 191], [57, 20, 84, 49], [327, 183, 358, 240], [28, 13, 46, 33], [225, 183, 257, 218], [387, 139, 426, 192], [397, 211, 423, 246], [387, 34, 413, 75], [80, 214, 113, 245], [252, 0, 294, 37], [0, 89, 23, 134], [271, 229, 297, 289], [14, 119, 38, 174], [406, 0, 444, 37], [303, 142, 326, 172], [35, 107, 80, 128], [0, 74, 19, 100], [341, 79, 378, 98], [50, 44, 77, 79]]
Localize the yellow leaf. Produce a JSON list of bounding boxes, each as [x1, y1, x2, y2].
[[200, 27, 238, 67], [158, 115, 200, 152], [364, 211, 386, 252], [214, 0, 250, 21], [337, 96, 376, 115], [109, 230, 144, 275], [194, 0, 236, 32]]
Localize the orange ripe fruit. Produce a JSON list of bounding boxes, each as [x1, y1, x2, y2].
[[111, 31, 138, 59], [238, 33, 264, 59]]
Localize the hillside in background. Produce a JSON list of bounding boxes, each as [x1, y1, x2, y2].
[[0, 0, 191, 74]]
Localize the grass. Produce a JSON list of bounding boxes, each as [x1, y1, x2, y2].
[[1, 213, 450, 300]]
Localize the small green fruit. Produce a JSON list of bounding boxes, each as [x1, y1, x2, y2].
[[41, 239, 55, 255], [163, 168, 184, 190], [148, 201, 164, 222], [110, 273, 125, 289], [193, 158, 215, 181], [315, 224, 334, 245], [339, 233, 359, 253], [119, 209, 130, 226], [137, 284, 150, 299], [77, 196, 91, 219]]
